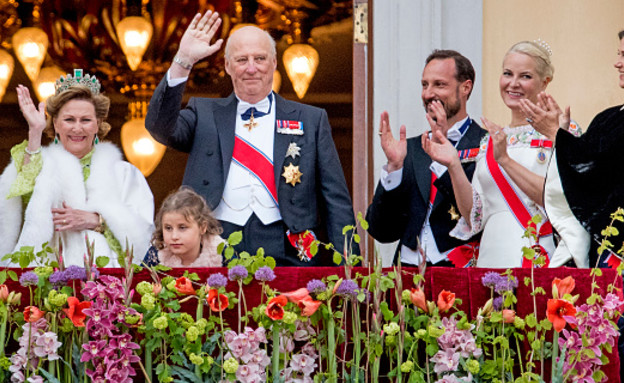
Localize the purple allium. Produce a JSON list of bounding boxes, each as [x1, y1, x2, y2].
[[335, 279, 359, 299], [64, 265, 88, 281], [207, 273, 228, 288], [493, 296, 504, 311], [254, 266, 276, 282], [49, 270, 66, 285], [481, 272, 504, 289], [19, 271, 39, 287], [306, 279, 327, 294], [228, 265, 249, 281], [495, 276, 518, 294]]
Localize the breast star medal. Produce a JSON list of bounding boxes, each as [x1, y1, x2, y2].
[[448, 205, 460, 221], [243, 110, 258, 132], [282, 163, 303, 186], [285, 142, 301, 159]]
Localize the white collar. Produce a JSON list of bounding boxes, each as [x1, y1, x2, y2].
[[446, 116, 470, 143], [236, 92, 273, 115]]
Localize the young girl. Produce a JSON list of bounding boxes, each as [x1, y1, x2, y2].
[[143, 187, 224, 267]]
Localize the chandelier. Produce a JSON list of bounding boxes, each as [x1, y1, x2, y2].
[[0, 0, 352, 174]]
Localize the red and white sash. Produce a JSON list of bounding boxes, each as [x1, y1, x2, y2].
[[232, 135, 278, 206], [485, 137, 552, 267]]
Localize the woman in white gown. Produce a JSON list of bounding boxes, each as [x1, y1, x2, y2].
[[423, 40, 572, 268]]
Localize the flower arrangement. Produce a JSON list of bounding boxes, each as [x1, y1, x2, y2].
[[0, 215, 622, 382]]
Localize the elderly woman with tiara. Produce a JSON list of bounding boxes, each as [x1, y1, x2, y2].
[[0, 70, 154, 267], [423, 40, 583, 268]]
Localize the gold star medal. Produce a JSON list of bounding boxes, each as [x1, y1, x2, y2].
[[282, 163, 302, 186], [448, 205, 460, 221], [285, 142, 301, 159], [243, 110, 258, 132]]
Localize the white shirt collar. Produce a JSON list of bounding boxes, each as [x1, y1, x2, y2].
[[236, 92, 273, 115], [445, 116, 470, 143]]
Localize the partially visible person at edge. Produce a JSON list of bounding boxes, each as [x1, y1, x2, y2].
[[145, 11, 357, 266], [423, 40, 580, 268], [520, 28, 624, 383], [0, 70, 154, 266], [521, 30, 624, 269], [366, 50, 485, 268], [143, 187, 224, 267]]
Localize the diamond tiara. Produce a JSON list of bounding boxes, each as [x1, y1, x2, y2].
[[54, 69, 102, 96], [533, 38, 553, 56]]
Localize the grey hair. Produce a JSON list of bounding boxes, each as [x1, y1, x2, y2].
[[505, 41, 554, 81], [225, 25, 276, 59]]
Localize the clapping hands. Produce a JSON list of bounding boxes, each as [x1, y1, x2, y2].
[[519, 92, 569, 142], [421, 100, 459, 168], [378, 111, 407, 172]]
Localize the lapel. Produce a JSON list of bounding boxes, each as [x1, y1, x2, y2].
[[430, 119, 482, 210], [273, 94, 300, 196], [455, 120, 483, 150], [215, 94, 238, 184], [412, 140, 433, 205]]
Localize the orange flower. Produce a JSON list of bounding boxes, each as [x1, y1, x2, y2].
[[0, 284, 8, 302], [502, 309, 516, 324], [24, 306, 45, 323], [283, 288, 310, 303], [410, 288, 428, 313], [266, 295, 288, 320], [552, 276, 575, 299], [63, 297, 92, 327], [207, 288, 229, 312], [547, 299, 577, 332], [298, 296, 321, 316], [437, 290, 455, 313], [175, 277, 196, 295]]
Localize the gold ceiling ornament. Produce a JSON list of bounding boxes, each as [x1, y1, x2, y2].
[[12, 26, 47, 82], [33, 65, 64, 101], [0, 0, 352, 101], [10, 0, 47, 83], [280, 3, 319, 99], [0, 0, 19, 101], [120, 100, 166, 177], [0, 49, 14, 101], [40, 0, 234, 98], [283, 43, 318, 99], [115, 16, 153, 71]]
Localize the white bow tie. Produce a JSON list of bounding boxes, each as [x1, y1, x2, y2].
[[237, 94, 272, 116]]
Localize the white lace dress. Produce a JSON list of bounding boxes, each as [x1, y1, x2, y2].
[[451, 125, 555, 268]]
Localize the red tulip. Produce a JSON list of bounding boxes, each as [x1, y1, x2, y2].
[[207, 288, 229, 312], [298, 296, 321, 316], [437, 290, 455, 313], [24, 306, 45, 323], [266, 295, 288, 320], [175, 277, 196, 295], [547, 299, 577, 332], [63, 297, 92, 327], [410, 288, 428, 313]]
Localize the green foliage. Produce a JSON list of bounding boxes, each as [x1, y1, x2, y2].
[[95, 256, 109, 268]]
